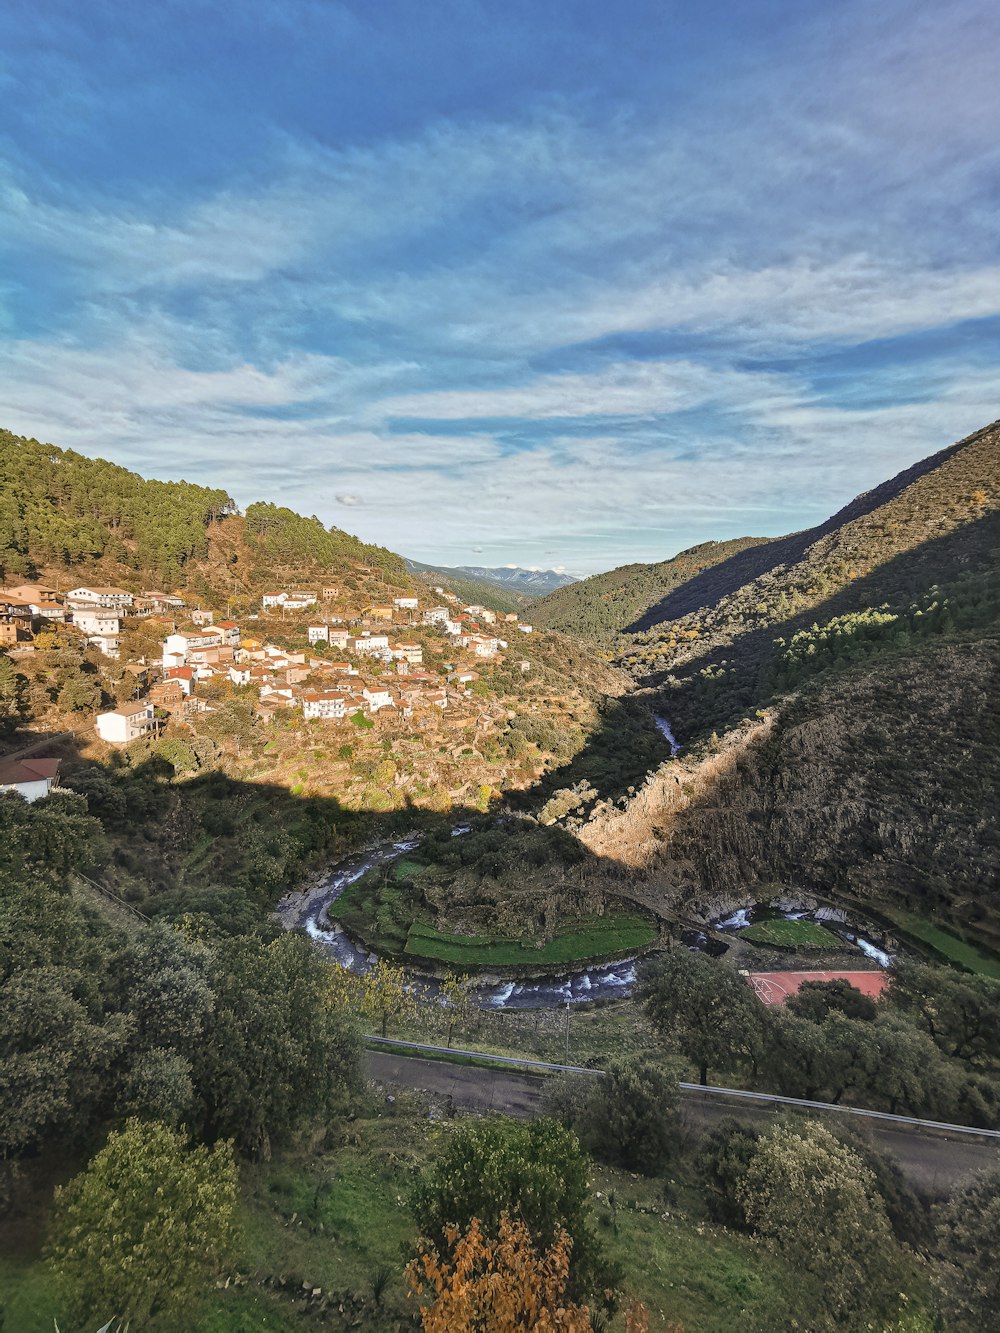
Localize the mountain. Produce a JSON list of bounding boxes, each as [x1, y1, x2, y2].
[[0, 428, 409, 602], [403, 560, 534, 615], [533, 422, 998, 644], [569, 420, 1000, 953], [408, 558, 575, 597], [449, 564, 577, 595], [532, 537, 768, 640]]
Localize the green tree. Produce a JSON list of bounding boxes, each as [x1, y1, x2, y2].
[[0, 656, 27, 734], [787, 978, 878, 1023], [46, 1118, 238, 1328], [737, 1121, 903, 1330], [638, 949, 765, 1085], [888, 962, 1000, 1067], [437, 971, 478, 1048], [0, 966, 129, 1159], [412, 1117, 612, 1299], [544, 1057, 680, 1175], [933, 1167, 1000, 1329], [694, 1117, 761, 1230], [361, 957, 420, 1039], [57, 673, 103, 714], [193, 933, 361, 1158]]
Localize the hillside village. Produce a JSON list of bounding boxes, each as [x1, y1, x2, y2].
[[0, 578, 536, 758]]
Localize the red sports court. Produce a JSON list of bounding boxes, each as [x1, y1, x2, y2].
[[746, 970, 890, 1006]]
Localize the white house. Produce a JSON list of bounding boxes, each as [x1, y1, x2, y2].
[[71, 607, 122, 636], [391, 642, 424, 664], [350, 634, 389, 657], [0, 756, 61, 802], [362, 682, 395, 712], [392, 595, 419, 610], [443, 619, 462, 636], [214, 621, 241, 646], [422, 606, 450, 626], [162, 629, 223, 668], [261, 592, 286, 610], [95, 698, 155, 744], [229, 664, 252, 687], [308, 624, 329, 644], [302, 690, 347, 720], [518, 624, 533, 633], [468, 634, 499, 658], [67, 586, 134, 608]]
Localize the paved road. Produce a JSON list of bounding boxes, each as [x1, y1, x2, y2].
[[366, 1051, 998, 1195]]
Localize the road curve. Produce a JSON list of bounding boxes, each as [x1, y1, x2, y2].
[[365, 1050, 999, 1195]]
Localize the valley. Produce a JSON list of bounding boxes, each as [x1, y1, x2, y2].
[[3, 420, 1000, 1332]]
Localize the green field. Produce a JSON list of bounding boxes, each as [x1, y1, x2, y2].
[[404, 916, 657, 966], [739, 918, 842, 950], [880, 910, 1000, 979], [0, 1114, 846, 1332]]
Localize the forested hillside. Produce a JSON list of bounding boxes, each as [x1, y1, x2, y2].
[[0, 430, 405, 591], [567, 421, 1000, 950], [532, 537, 767, 640]]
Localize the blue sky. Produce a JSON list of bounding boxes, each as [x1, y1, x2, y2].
[[1, 1, 998, 575]]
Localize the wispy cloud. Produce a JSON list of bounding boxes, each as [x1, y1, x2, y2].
[[0, 0, 996, 571]]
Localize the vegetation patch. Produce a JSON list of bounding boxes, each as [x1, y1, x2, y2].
[[881, 910, 1000, 979], [739, 918, 843, 950], [404, 915, 656, 967]]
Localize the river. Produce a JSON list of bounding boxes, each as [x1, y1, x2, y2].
[[274, 830, 643, 1010]]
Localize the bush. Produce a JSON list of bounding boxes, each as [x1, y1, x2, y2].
[[412, 1116, 615, 1300], [545, 1057, 680, 1175], [694, 1117, 761, 1230]]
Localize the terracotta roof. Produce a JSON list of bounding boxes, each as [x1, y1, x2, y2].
[[112, 698, 154, 717], [0, 757, 60, 786]]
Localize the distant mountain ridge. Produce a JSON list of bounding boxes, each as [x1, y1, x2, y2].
[[407, 559, 576, 596], [533, 423, 998, 642]]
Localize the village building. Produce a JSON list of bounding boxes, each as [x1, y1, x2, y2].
[[67, 585, 134, 608], [307, 624, 329, 644], [3, 585, 67, 624], [163, 666, 195, 695], [162, 629, 221, 668], [71, 606, 122, 636], [349, 633, 390, 657], [190, 608, 214, 625], [361, 681, 395, 712], [302, 690, 347, 720], [391, 641, 423, 664], [95, 698, 155, 744], [392, 595, 419, 610], [0, 757, 61, 803], [0, 593, 34, 645], [149, 679, 186, 710], [142, 591, 185, 610]]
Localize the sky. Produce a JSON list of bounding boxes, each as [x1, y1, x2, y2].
[[1, 1, 998, 575]]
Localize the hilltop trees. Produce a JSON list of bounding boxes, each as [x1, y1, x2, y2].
[[0, 429, 233, 582]]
